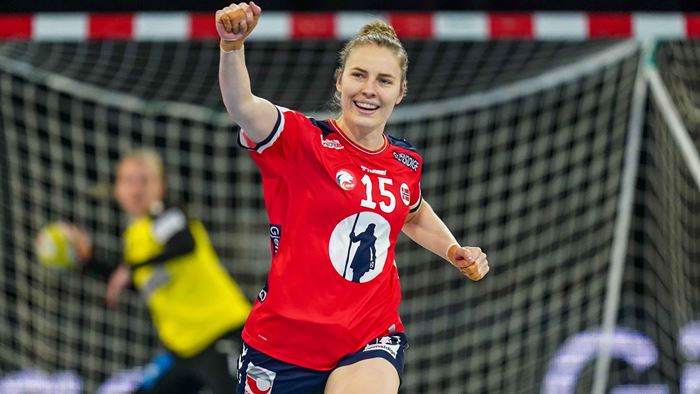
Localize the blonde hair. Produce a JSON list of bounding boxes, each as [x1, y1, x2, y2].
[[332, 21, 408, 110], [118, 148, 164, 182]]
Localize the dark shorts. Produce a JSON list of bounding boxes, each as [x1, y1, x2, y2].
[[135, 328, 242, 394], [236, 333, 408, 394]]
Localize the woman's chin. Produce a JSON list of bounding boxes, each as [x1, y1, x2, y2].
[[347, 113, 383, 131]]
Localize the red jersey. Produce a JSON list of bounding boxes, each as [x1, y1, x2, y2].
[[240, 106, 423, 370]]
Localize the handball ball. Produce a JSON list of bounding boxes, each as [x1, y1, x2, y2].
[[34, 222, 80, 270]]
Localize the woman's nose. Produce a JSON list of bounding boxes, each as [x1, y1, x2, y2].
[[361, 80, 377, 96]]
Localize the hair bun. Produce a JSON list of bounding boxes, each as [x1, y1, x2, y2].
[[358, 21, 399, 41]]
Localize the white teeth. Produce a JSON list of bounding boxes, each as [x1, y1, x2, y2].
[[355, 102, 379, 110]]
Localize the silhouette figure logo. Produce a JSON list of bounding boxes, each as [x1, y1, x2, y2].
[[328, 212, 390, 283]]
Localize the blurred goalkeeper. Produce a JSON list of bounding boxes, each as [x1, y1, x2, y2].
[[218, 2, 490, 393], [73, 149, 251, 394]]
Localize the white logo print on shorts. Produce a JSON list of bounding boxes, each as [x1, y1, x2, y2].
[[363, 335, 402, 359]]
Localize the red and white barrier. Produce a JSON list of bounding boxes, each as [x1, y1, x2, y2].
[[0, 12, 698, 40]]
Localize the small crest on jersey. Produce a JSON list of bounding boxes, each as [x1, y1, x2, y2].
[[245, 361, 276, 394], [335, 169, 357, 190], [400, 183, 410, 206], [322, 138, 344, 150], [393, 151, 419, 172]]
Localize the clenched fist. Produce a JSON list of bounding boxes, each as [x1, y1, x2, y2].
[[216, 1, 262, 51], [447, 244, 489, 281]]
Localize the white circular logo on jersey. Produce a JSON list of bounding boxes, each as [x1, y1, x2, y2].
[[400, 183, 410, 206], [335, 169, 357, 191], [328, 212, 391, 283]]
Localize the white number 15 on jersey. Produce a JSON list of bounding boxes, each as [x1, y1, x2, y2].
[[360, 175, 396, 213]]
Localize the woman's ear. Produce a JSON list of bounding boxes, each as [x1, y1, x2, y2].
[[396, 80, 407, 105], [335, 67, 343, 93]]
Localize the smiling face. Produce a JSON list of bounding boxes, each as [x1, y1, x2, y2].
[[336, 44, 405, 137], [114, 156, 165, 218]]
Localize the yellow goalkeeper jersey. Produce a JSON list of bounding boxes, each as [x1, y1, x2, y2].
[[122, 207, 251, 357]]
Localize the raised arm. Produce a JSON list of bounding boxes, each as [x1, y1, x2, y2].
[[402, 200, 489, 281], [217, 1, 279, 143]]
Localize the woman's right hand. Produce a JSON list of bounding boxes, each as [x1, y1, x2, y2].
[[216, 1, 262, 50]]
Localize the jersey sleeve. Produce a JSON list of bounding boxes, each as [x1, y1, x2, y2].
[[387, 134, 424, 214], [237, 106, 313, 177], [406, 148, 424, 213], [409, 180, 423, 213]]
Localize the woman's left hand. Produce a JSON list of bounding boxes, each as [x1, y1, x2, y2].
[[448, 245, 489, 281]]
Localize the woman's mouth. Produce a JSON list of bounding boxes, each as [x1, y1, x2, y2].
[[354, 101, 379, 114]]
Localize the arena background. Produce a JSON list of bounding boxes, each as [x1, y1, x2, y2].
[[1, 1, 699, 393]]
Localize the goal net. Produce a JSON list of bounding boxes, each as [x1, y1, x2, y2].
[[0, 37, 696, 394], [607, 41, 700, 393]]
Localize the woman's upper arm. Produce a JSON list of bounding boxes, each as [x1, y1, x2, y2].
[[235, 96, 280, 144]]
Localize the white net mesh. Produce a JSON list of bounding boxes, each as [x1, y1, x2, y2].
[[0, 40, 616, 112], [2, 37, 695, 394], [656, 41, 700, 132], [607, 42, 700, 391]]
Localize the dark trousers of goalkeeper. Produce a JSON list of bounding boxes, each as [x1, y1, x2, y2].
[[134, 328, 242, 394]]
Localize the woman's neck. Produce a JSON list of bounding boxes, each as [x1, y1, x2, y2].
[[335, 116, 385, 151]]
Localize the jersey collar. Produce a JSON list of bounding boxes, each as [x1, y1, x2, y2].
[[329, 119, 388, 155]]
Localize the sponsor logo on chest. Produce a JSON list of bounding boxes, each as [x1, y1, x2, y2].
[[392, 151, 419, 171], [361, 165, 387, 176], [322, 138, 344, 150]]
